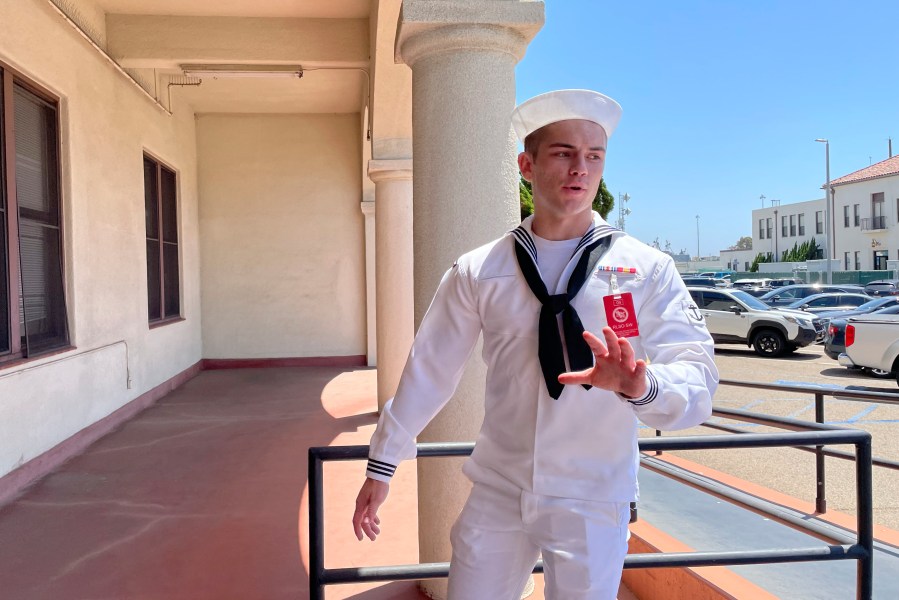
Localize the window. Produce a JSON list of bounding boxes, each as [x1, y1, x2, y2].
[[844, 252, 851, 270], [766, 218, 772, 239], [698, 291, 735, 312], [854, 251, 861, 271], [816, 211, 824, 234], [758, 218, 765, 239], [798, 214, 805, 236], [871, 193, 885, 229], [1, 66, 69, 361], [807, 296, 837, 308], [143, 155, 180, 323], [853, 204, 860, 227], [844, 205, 849, 227], [789, 215, 796, 237], [874, 250, 889, 271], [782, 215, 788, 238]]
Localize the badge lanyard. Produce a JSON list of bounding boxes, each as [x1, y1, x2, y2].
[[603, 274, 640, 338]]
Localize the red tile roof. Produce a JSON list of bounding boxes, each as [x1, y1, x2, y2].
[[830, 154, 899, 187]]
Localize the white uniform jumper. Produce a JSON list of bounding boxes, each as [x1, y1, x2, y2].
[[365, 212, 718, 598]]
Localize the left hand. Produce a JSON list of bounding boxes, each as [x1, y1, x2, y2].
[[558, 327, 648, 398]]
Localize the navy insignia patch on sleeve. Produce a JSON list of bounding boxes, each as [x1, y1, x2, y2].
[[682, 301, 705, 324]]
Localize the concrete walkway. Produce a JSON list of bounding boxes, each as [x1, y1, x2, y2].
[[0, 367, 637, 599]]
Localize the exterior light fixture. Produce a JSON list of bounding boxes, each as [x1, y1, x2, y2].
[[180, 64, 304, 79]]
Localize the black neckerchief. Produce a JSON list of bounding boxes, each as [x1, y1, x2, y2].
[[511, 222, 616, 399]]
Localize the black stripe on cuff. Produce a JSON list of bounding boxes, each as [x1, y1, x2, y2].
[[627, 370, 658, 406], [367, 459, 396, 477]]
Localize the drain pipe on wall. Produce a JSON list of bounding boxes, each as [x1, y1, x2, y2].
[[0, 340, 133, 390]]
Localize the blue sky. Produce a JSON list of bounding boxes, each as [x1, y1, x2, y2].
[[515, 0, 898, 257]]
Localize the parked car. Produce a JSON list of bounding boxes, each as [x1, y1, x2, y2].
[[732, 278, 772, 289], [780, 293, 872, 315], [863, 279, 899, 297], [759, 284, 867, 306], [687, 287, 820, 357], [824, 305, 899, 375], [741, 286, 774, 298], [681, 276, 728, 288], [768, 277, 803, 288], [816, 296, 899, 325], [838, 312, 899, 385]]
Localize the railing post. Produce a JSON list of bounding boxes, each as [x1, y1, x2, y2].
[[815, 392, 827, 513], [856, 436, 874, 600], [308, 449, 325, 600], [655, 429, 662, 455]]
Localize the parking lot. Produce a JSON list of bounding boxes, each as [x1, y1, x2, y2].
[[645, 341, 899, 531]]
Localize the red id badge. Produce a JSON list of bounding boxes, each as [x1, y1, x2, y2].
[[603, 292, 640, 338]]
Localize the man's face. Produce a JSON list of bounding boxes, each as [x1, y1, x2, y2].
[[518, 119, 607, 223]]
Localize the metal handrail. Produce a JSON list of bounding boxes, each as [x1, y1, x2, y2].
[[715, 378, 899, 513], [308, 427, 874, 599], [720, 378, 899, 404]]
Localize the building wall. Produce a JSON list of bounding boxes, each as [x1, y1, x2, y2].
[[0, 0, 202, 477], [197, 114, 366, 359], [718, 249, 756, 272], [832, 176, 899, 270], [752, 198, 825, 259]]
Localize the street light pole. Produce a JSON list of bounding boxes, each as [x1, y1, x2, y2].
[[695, 214, 700, 259], [815, 139, 832, 284]]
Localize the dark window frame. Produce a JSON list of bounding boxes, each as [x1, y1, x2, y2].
[[1, 60, 70, 365], [143, 152, 181, 326]]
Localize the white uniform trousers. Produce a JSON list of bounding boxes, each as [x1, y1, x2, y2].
[[447, 479, 630, 600]]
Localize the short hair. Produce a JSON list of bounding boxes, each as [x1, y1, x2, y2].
[[523, 127, 545, 159]]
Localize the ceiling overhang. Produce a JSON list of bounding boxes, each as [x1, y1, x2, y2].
[[96, 1, 372, 115]]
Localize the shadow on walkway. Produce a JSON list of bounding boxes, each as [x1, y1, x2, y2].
[[0, 367, 426, 600]]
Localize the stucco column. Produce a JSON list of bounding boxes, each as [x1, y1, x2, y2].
[[396, 2, 544, 598], [360, 200, 377, 366], [368, 159, 414, 411]]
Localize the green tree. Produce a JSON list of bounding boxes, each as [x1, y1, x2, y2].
[[749, 252, 773, 273], [520, 178, 534, 220], [593, 178, 614, 220], [731, 236, 753, 250], [780, 238, 820, 262], [519, 177, 614, 220]]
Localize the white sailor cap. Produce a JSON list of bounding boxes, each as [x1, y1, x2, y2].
[[511, 89, 622, 143]]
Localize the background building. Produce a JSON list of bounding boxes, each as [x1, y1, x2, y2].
[[752, 198, 825, 261], [830, 155, 899, 271]]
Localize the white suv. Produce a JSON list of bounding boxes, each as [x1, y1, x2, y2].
[[687, 287, 821, 357]]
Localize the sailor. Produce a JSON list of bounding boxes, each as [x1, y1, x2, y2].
[[352, 89, 718, 600]]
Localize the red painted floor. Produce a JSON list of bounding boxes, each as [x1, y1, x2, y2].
[[0, 367, 635, 599]]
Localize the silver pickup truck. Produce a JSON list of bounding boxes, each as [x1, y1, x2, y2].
[[838, 313, 899, 385]]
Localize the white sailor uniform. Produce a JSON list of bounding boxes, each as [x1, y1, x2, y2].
[[366, 212, 718, 599]]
